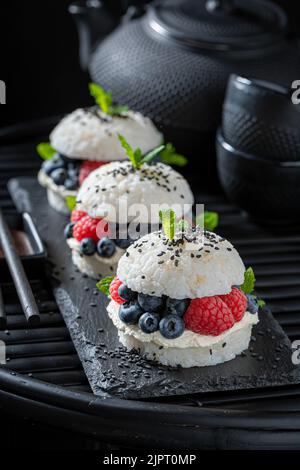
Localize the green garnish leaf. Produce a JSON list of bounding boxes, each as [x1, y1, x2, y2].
[[176, 219, 189, 232], [241, 267, 256, 295], [118, 134, 135, 161], [159, 209, 176, 241], [89, 83, 112, 114], [204, 211, 219, 231], [196, 211, 219, 231], [65, 196, 77, 212], [141, 145, 165, 165], [111, 104, 129, 115], [96, 276, 114, 298], [160, 143, 188, 167], [118, 135, 166, 169], [89, 83, 129, 116], [118, 134, 143, 169], [257, 299, 266, 308], [36, 142, 56, 161]]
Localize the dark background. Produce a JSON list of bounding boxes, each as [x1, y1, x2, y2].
[[0, 0, 299, 451], [0, 0, 299, 129]]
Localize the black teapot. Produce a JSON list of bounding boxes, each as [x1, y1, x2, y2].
[[70, 0, 300, 178]]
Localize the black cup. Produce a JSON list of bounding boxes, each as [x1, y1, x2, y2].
[[216, 130, 300, 224], [223, 75, 300, 162]]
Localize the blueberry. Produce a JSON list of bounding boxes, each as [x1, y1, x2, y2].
[[97, 237, 116, 258], [59, 154, 74, 164], [64, 178, 78, 190], [165, 298, 190, 317], [246, 294, 258, 314], [119, 301, 143, 325], [68, 162, 81, 171], [114, 238, 132, 249], [64, 222, 75, 239], [138, 293, 165, 312], [118, 284, 137, 301], [159, 314, 185, 339], [42, 160, 56, 175], [80, 237, 96, 256], [139, 312, 160, 334], [50, 168, 67, 185], [67, 168, 80, 179]]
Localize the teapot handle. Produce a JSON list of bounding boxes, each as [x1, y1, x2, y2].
[[69, 0, 120, 70]]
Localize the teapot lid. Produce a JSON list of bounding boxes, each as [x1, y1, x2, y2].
[[146, 0, 287, 52]]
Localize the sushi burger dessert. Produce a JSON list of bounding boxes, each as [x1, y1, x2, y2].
[[64, 138, 194, 279], [37, 83, 163, 214], [99, 210, 263, 368]]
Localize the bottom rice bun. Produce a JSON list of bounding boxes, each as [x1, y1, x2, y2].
[[105, 225, 260, 368]]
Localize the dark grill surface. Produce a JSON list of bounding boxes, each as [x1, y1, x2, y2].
[[1, 120, 300, 448]]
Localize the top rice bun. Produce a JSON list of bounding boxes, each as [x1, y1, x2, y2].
[[50, 107, 163, 161], [75, 161, 194, 224], [117, 228, 245, 299]]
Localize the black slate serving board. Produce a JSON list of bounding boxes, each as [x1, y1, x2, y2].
[[8, 177, 300, 399]]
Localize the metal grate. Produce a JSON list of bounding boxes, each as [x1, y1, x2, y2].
[[1, 119, 300, 449]]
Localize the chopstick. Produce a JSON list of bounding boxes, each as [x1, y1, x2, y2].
[[0, 209, 40, 324], [0, 284, 6, 327]]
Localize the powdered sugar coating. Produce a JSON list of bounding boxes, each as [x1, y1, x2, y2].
[[50, 107, 163, 161]]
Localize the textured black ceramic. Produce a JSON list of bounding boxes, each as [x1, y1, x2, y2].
[[216, 131, 300, 223], [8, 177, 300, 400], [223, 75, 300, 161], [72, 0, 300, 135]]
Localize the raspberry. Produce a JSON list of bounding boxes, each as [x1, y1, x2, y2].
[[96, 219, 112, 240], [73, 215, 100, 242], [109, 277, 126, 305], [219, 287, 247, 322], [184, 296, 234, 336], [71, 210, 86, 223], [79, 161, 109, 185]]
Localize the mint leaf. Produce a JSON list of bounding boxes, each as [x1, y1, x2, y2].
[[89, 82, 112, 114], [257, 299, 266, 308], [141, 145, 165, 165], [160, 143, 188, 167], [118, 134, 143, 169], [36, 142, 56, 161], [110, 105, 129, 115], [177, 219, 189, 232], [96, 276, 114, 298], [196, 211, 219, 231], [89, 83, 129, 116], [65, 196, 77, 212], [159, 209, 176, 241], [241, 267, 256, 294], [204, 211, 219, 231]]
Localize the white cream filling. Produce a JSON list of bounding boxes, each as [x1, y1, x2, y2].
[[67, 237, 124, 266], [107, 299, 259, 349]]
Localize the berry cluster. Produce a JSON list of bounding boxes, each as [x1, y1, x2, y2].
[[64, 211, 133, 259], [184, 287, 248, 336], [42, 154, 107, 191], [110, 277, 190, 339], [110, 279, 256, 338]]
